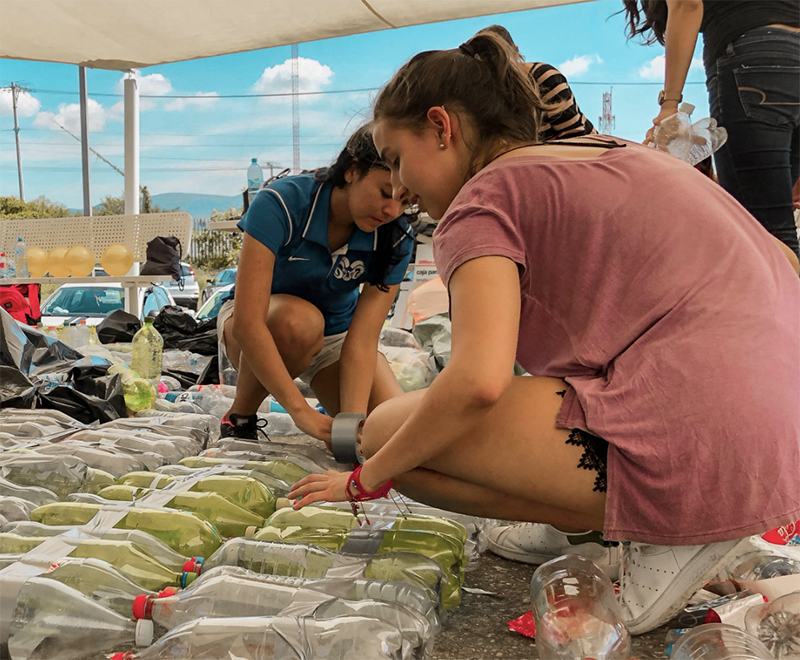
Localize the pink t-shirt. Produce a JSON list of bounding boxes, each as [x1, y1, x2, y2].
[[434, 140, 800, 545]]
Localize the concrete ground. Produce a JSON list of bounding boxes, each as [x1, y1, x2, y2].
[[434, 551, 668, 660]]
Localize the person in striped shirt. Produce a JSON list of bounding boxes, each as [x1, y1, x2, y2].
[[478, 25, 596, 141]]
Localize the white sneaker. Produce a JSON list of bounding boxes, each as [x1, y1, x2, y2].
[[487, 523, 621, 580], [617, 538, 749, 635]]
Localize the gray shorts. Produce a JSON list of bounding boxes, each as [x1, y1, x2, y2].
[[217, 298, 346, 386]]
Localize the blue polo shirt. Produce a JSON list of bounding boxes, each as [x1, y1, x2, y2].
[[237, 174, 414, 335]]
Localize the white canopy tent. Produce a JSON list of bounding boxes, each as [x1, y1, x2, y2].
[[0, 0, 593, 213]]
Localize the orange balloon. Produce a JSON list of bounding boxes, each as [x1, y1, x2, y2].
[[27, 247, 48, 277], [47, 247, 70, 277], [65, 245, 95, 277], [101, 244, 134, 277]]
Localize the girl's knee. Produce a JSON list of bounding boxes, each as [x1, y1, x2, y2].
[[361, 390, 425, 459]]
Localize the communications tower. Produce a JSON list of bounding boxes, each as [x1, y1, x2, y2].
[[598, 89, 615, 135]]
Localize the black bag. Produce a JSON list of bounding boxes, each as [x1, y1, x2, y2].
[[96, 309, 142, 344], [153, 306, 219, 356], [140, 236, 182, 282]]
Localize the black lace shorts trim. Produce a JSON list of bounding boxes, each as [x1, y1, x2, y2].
[[555, 389, 608, 493]]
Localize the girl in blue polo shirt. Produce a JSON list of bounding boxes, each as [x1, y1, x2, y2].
[[217, 125, 414, 444]]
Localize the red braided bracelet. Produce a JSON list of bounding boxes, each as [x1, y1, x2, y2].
[[347, 465, 393, 502]]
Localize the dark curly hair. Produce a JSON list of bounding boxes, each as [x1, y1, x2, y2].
[[620, 0, 669, 45], [315, 125, 414, 292]]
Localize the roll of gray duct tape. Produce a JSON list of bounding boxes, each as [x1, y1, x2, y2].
[[331, 413, 366, 465]]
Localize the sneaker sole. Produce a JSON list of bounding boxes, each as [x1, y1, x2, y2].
[[624, 537, 750, 635], [487, 538, 620, 581]]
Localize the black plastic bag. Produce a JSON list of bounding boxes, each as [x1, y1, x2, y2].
[[97, 309, 142, 344], [153, 306, 218, 356], [140, 236, 182, 282], [0, 308, 126, 423]]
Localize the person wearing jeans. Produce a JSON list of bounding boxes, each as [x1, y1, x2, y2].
[[623, 0, 800, 258]]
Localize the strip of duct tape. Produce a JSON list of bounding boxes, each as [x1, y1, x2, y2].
[[330, 413, 365, 465]]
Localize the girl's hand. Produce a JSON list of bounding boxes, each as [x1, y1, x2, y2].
[[645, 102, 681, 145], [292, 407, 333, 445], [288, 471, 351, 509]]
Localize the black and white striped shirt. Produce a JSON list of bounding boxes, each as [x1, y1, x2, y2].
[[529, 62, 596, 141]]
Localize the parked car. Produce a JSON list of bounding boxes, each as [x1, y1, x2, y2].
[[163, 262, 200, 309], [200, 268, 236, 304], [196, 284, 233, 320], [40, 282, 176, 326]]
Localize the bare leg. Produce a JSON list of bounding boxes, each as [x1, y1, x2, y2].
[[361, 376, 607, 530], [310, 351, 405, 417], [224, 294, 325, 417]]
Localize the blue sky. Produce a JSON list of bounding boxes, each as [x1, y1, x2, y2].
[[0, 0, 707, 210]]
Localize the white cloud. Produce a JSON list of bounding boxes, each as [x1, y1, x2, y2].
[[116, 70, 173, 96], [252, 57, 334, 102], [165, 92, 220, 111], [0, 88, 41, 117], [639, 54, 703, 81], [32, 98, 107, 133], [557, 54, 603, 78]]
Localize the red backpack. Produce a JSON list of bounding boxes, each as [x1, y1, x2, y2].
[[0, 284, 40, 325]]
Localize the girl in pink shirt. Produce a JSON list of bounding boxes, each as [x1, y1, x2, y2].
[[289, 32, 800, 634]]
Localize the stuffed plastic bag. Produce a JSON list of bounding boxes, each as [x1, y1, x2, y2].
[[96, 310, 141, 344], [379, 346, 436, 392], [154, 306, 218, 356]]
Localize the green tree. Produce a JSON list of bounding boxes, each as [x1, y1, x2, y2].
[[94, 187, 174, 215], [0, 196, 74, 219]]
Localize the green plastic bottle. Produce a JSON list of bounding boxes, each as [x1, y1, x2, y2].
[[253, 526, 465, 608], [43, 557, 155, 617], [268, 504, 467, 546], [30, 502, 222, 558], [117, 472, 175, 489], [0, 455, 115, 499], [0, 532, 47, 554], [97, 486, 265, 538], [131, 317, 163, 385], [4, 520, 189, 570], [179, 457, 310, 485], [107, 364, 157, 413]]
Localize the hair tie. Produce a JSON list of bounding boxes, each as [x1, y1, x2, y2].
[[458, 42, 476, 58]]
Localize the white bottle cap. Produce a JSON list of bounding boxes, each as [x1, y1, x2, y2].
[[679, 102, 695, 115], [275, 497, 291, 510], [135, 619, 154, 646]]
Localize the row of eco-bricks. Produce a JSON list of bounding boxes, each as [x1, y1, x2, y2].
[[0, 407, 487, 660]]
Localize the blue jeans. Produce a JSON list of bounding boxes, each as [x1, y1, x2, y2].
[[707, 26, 800, 256]]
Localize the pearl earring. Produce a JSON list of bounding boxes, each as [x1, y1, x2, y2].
[[439, 143, 445, 149]]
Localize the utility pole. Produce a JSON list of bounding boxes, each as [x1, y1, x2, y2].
[[9, 82, 28, 201], [291, 44, 300, 173], [79, 66, 92, 216], [263, 161, 280, 181], [598, 89, 616, 135]]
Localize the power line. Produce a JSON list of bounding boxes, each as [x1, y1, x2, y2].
[[0, 140, 342, 148], [26, 87, 380, 98]]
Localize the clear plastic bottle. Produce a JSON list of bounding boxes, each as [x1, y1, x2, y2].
[[0, 453, 113, 499], [0, 253, 8, 278], [200, 537, 446, 610], [671, 623, 774, 660], [132, 572, 433, 655], [745, 591, 800, 659], [0, 477, 58, 507], [75, 319, 91, 347], [30, 501, 223, 559], [164, 564, 441, 632], [8, 577, 154, 660], [13, 237, 28, 278], [530, 554, 631, 660], [109, 614, 405, 660], [0, 496, 36, 522], [247, 157, 264, 193], [88, 324, 100, 345], [131, 316, 163, 386], [42, 557, 156, 617]]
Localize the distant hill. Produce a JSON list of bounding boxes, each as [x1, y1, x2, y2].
[[151, 193, 242, 219]]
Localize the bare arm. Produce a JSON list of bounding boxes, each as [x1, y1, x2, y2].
[[358, 257, 521, 490], [338, 283, 401, 414], [231, 234, 322, 422], [651, 0, 704, 130]]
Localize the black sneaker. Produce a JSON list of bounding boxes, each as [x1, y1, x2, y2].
[[220, 413, 270, 442]]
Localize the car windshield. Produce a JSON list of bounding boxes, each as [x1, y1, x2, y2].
[[181, 264, 193, 277], [41, 287, 124, 316], [197, 291, 229, 319], [216, 270, 236, 285]]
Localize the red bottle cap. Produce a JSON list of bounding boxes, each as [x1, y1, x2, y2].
[[132, 594, 153, 620], [182, 558, 200, 573], [158, 586, 179, 598], [111, 653, 133, 660]]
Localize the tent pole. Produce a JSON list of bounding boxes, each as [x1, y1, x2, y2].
[[124, 75, 140, 314], [79, 66, 92, 216]]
